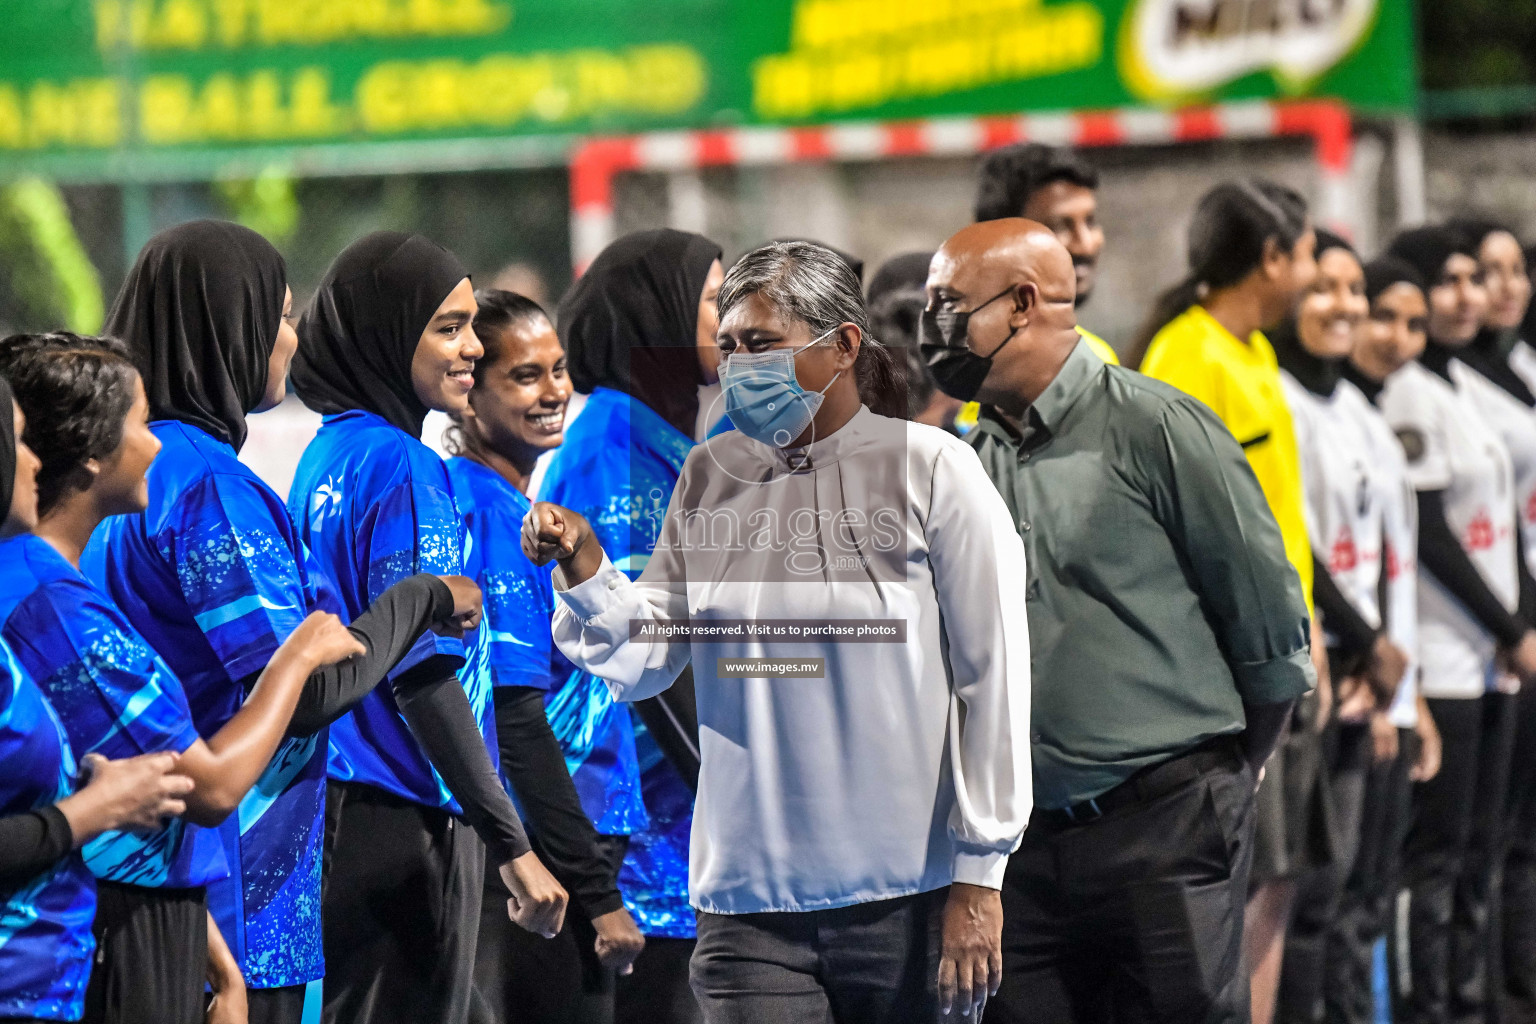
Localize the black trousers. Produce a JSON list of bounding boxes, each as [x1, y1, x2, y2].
[[247, 984, 308, 1024], [320, 781, 485, 1024], [1325, 729, 1419, 1024], [991, 756, 1256, 1024], [1279, 723, 1374, 1024], [470, 835, 627, 1024], [621, 937, 702, 1024], [1396, 693, 1519, 1024], [1503, 685, 1536, 1024], [690, 889, 944, 1024], [82, 880, 207, 1024]]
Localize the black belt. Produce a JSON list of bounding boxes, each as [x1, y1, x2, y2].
[[1040, 737, 1245, 826]]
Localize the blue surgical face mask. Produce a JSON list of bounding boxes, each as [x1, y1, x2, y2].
[[720, 327, 843, 448]]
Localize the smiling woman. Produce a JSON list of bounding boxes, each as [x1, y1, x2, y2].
[[441, 289, 652, 1022], [287, 231, 566, 1024], [411, 278, 482, 414]]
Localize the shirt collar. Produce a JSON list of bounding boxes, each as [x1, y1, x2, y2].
[[1029, 337, 1104, 434], [761, 405, 873, 472], [973, 339, 1102, 452]]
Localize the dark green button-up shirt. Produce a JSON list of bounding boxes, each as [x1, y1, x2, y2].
[[970, 340, 1315, 808]]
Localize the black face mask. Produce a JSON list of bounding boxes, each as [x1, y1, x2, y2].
[[919, 286, 1020, 402]]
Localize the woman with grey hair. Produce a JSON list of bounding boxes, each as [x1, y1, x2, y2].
[[522, 241, 1034, 1023]]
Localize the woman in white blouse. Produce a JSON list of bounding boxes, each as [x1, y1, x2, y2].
[[523, 241, 1032, 1024]]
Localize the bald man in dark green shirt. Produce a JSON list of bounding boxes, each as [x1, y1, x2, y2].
[[921, 219, 1315, 1024]]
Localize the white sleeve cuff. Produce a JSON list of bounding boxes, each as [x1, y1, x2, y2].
[[554, 554, 625, 621], [951, 847, 1009, 890]]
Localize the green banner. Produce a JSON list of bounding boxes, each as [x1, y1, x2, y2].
[[0, 0, 1415, 181]]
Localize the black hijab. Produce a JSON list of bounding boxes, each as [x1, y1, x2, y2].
[[1387, 226, 1474, 295], [559, 229, 722, 439], [1388, 226, 1481, 383], [292, 231, 469, 438], [105, 220, 286, 452], [1344, 258, 1426, 403], [1444, 219, 1536, 406], [0, 376, 15, 522], [1363, 255, 1424, 306], [1271, 230, 1356, 397]]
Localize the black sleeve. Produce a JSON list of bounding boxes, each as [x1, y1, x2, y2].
[[495, 686, 623, 917], [392, 658, 531, 863], [288, 575, 455, 737], [629, 665, 700, 794], [1311, 553, 1379, 661], [1517, 507, 1536, 626], [1417, 489, 1529, 648], [1240, 699, 1295, 774], [0, 806, 73, 888]]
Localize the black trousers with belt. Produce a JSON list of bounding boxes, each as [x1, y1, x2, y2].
[[1396, 693, 1519, 1024], [991, 743, 1256, 1024]]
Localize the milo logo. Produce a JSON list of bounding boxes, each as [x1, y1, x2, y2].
[[1118, 0, 1379, 101]]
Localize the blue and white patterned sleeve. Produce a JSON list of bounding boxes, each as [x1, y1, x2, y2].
[[358, 478, 469, 680], [5, 582, 200, 760], [159, 473, 315, 688], [477, 504, 557, 692]]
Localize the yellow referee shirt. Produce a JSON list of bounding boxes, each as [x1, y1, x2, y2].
[[1076, 326, 1119, 366], [1140, 305, 1314, 611], [956, 325, 1117, 432]]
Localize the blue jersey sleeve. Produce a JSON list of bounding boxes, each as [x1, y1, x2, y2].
[[476, 504, 557, 691], [159, 473, 315, 688], [5, 581, 200, 760], [358, 478, 468, 678], [561, 449, 675, 583]]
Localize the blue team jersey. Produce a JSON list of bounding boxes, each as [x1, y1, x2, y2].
[[0, 636, 95, 1022], [0, 535, 226, 891], [446, 457, 559, 696], [82, 421, 332, 988], [287, 410, 493, 812], [538, 386, 695, 937]]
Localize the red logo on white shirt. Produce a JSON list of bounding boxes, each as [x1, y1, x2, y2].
[[1330, 526, 1359, 573], [1467, 510, 1497, 551]]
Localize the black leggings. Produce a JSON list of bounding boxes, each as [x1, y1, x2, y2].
[[619, 936, 701, 1024], [1279, 722, 1374, 1024], [83, 881, 207, 1024], [470, 837, 628, 1024], [1397, 693, 1519, 1024], [247, 984, 308, 1024], [320, 781, 485, 1024], [1501, 685, 1536, 1024], [1331, 729, 1419, 1024]]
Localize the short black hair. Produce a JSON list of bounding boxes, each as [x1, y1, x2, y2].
[[865, 254, 938, 419], [0, 332, 138, 517], [471, 288, 552, 387], [975, 144, 1100, 223], [445, 289, 557, 459]]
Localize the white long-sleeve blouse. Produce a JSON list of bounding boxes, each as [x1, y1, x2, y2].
[[549, 406, 1033, 916]]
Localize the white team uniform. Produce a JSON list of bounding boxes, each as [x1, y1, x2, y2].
[[1484, 342, 1536, 577], [1284, 373, 1419, 726], [1380, 361, 1519, 699]]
